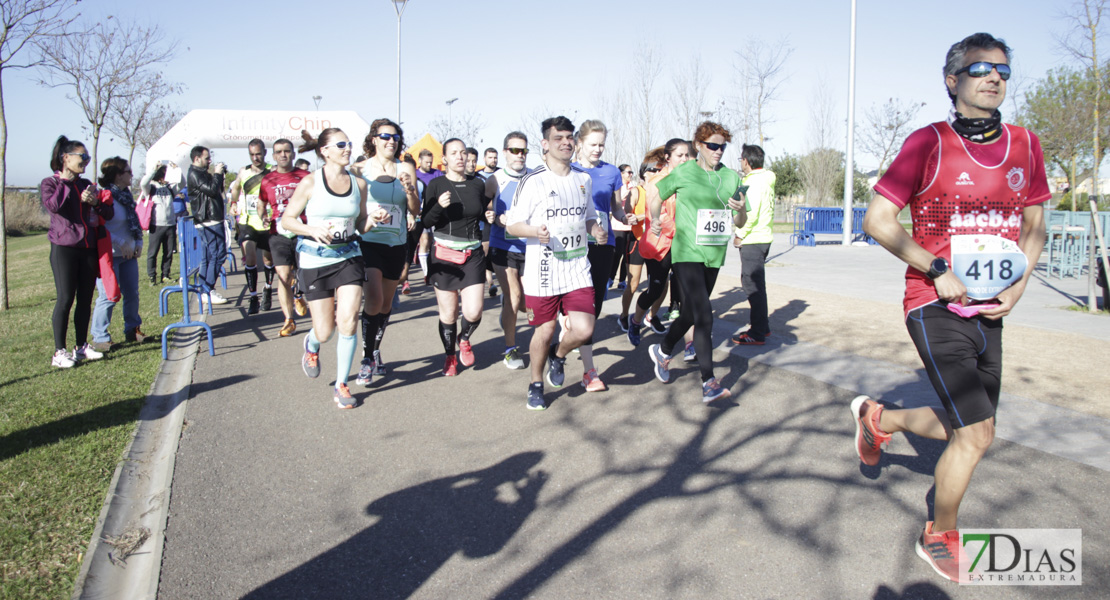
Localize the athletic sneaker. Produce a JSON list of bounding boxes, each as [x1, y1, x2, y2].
[[666, 306, 680, 320], [915, 521, 960, 582], [489, 283, 499, 297], [443, 354, 458, 376], [279, 319, 297, 337], [302, 334, 320, 378], [617, 314, 629, 333], [616, 280, 627, 290], [74, 343, 104, 361], [51, 349, 75, 368], [851, 395, 891, 466], [682, 341, 696, 363], [527, 382, 546, 411], [503, 346, 525, 370], [648, 343, 671, 383], [582, 368, 607, 392], [334, 383, 356, 409], [294, 296, 308, 316], [401, 281, 411, 295], [702, 378, 731, 403], [731, 331, 765, 345], [89, 340, 112, 353], [262, 287, 273, 311], [248, 295, 260, 315], [355, 359, 374, 386], [627, 316, 642, 347], [458, 339, 475, 367], [372, 350, 387, 375], [648, 315, 666, 334], [208, 291, 228, 305], [546, 344, 566, 388]]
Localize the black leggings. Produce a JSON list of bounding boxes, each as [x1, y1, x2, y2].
[[50, 244, 99, 350], [637, 252, 672, 311], [148, 225, 176, 280], [662, 262, 719, 382], [609, 230, 630, 282], [583, 243, 615, 346]]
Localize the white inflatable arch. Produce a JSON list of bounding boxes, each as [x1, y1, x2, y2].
[[144, 109, 372, 175]]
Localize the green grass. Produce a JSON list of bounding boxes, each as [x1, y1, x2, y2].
[[1064, 303, 1109, 315], [0, 232, 176, 598]]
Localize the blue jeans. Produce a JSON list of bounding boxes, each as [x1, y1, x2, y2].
[[198, 223, 226, 293], [92, 256, 141, 343]]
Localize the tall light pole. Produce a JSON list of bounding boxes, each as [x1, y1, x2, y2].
[[312, 95, 323, 168], [392, 0, 410, 124], [842, 0, 858, 246], [446, 97, 459, 137]]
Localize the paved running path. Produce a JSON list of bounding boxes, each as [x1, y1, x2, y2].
[[158, 240, 1108, 599]]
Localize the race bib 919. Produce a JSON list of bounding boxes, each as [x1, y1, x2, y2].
[[950, 234, 1027, 300], [550, 221, 587, 260]]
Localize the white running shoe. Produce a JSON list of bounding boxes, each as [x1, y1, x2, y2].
[[74, 343, 104, 361], [51, 349, 75, 368], [208, 291, 228, 305]]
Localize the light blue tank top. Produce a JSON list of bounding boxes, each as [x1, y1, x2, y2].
[[360, 174, 407, 247], [297, 168, 362, 268]]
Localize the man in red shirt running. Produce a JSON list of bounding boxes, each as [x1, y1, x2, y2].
[[258, 138, 311, 337], [856, 32, 1049, 582]]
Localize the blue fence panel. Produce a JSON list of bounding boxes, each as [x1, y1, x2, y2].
[[791, 206, 875, 246], [159, 217, 215, 359]]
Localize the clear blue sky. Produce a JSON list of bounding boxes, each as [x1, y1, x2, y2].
[[4, 0, 1079, 186]]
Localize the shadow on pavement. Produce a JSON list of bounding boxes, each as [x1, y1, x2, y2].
[[872, 582, 952, 599], [243, 451, 547, 600]]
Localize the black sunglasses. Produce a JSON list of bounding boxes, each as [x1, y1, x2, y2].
[[67, 152, 91, 162], [505, 147, 529, 156], [954, 61, 1011, 81], [703, 142, 727, 152], [377, 133, 401, 142]]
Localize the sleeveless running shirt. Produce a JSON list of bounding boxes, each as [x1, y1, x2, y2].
[[236, 164, 273, 230], [297, 168, 362, 269], [490, 167, 531, 254], [360, 174, 408, 247]]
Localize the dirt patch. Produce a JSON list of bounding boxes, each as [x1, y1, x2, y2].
[[711, 275, 1110, 419]]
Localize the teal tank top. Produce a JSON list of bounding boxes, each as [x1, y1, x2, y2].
[[360, 174, 408, 247], [297, 168, 362, 269]]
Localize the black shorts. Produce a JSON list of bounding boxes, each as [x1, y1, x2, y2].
[[628, 237, 645, 266], [428, 243, 486, 291], [299, 256, 366, 301], [269, 235, 297, 267], [238, 225, 271, 251], [359, 240, 407, 281], [489, 247, 526, 271], [906, 302, 1003, 429]]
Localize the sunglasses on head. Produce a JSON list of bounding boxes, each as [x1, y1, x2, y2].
[[376, 133, 401, 142], [505, 147, 529, 156], [67, 152, 91, 162], [954, 61, 1011, 81], [326, 141, 355, 150], [702, 142, 727, 152]]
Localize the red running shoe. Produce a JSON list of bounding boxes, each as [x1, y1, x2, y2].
[[915, 521, 960, 582], [334, 383, 356, 409], [443, 354, 458, 376], [458, 340, 475, 367], [401, 281, 411, 295], [851, 395, 891, 466]]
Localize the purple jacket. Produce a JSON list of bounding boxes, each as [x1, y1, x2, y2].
[[40, 174, 113, 248]]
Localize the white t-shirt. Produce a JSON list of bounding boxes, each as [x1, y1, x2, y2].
[[507, 164, 596, 297]]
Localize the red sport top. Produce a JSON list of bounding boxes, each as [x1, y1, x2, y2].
[[259, 168, 309, 234], [874, 122, 1051, 315]]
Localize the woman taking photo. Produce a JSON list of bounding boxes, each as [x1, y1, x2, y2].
[[570, 119, 636, 392], [645, 123, 747, 403], [41, 136, 113, 367], [91, 156, 149, 350], [350, 118, 420, 386], [420, 138, 497, 376], [281, 128, 379, 409], [141, 164, 179, 284]]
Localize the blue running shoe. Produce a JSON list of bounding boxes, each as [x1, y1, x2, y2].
[[627, 316, 643, 347], [702, 377, 731, 403], [648, 343, 670, 383], [546, 343, 566, 388], [527, 382, 546, 410], [682, 341, 696, 363]]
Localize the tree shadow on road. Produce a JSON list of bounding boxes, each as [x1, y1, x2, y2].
[[244, 451, 547, 600]]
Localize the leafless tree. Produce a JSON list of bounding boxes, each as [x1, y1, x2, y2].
[[670, 54, 711, 141], [135, 103, 182, 155], [106, 70, 182, 166], [1058, 0, 1110, 311], [513, 104, 578, 159], [428, 109, 487, 148], [595, 87, 636, 168], [732, 38, 793, 146], [858, 98, 925, 174], [0, 0, 81, 311], [35, 17, 178, 173], [801, 77, 842, 205], [629, 44, 664, 160]]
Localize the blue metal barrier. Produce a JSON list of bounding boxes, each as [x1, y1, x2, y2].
[[159, 217, 216, 359], [791, 207, 874, 246]]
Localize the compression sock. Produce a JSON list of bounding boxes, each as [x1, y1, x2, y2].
[[459, 316, 481, 341], [361, 313, 381, 358], [245, 265, 258, 294], [375, 311, 391, 348], [418, 252, 429, 274], [439, 320, 457, 355], [264, 265, 275, 287], [306, 329, 321, 353], [336, 333, 357, 386]]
